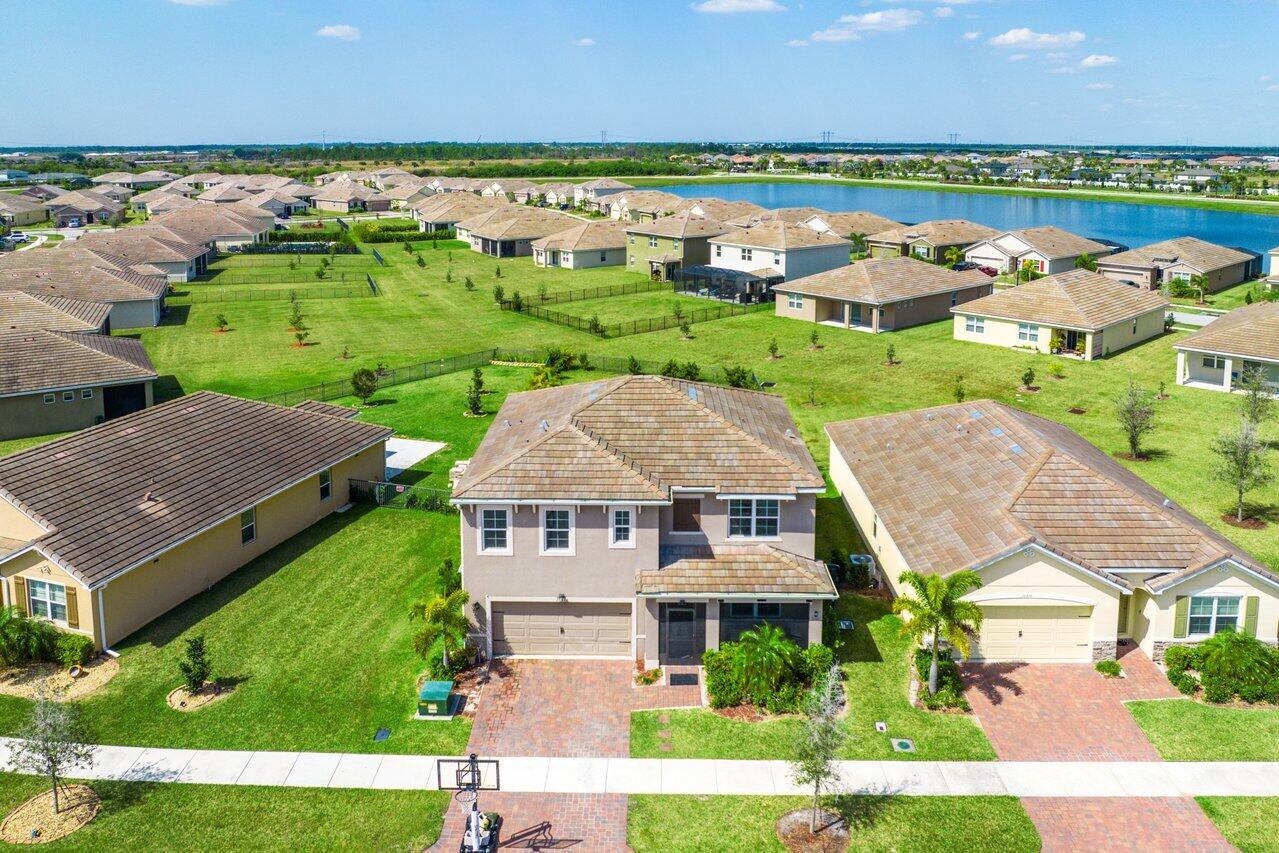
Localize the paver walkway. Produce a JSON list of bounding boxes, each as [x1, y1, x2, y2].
[[1022, 798, 1234, 853], [429, 793, 628, 853]]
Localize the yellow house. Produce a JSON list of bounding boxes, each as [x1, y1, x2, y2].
[[951, 268, 1169, 360], [827, 401, 1279, 663], [0, 392, 391, 650]]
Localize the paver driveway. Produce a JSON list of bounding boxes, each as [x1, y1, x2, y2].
[[963, 647, 1232, 851]]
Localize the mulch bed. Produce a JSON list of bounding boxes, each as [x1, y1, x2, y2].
[[166, 681, 234, 712], [776, 807, 850, 853], [1221, 514, 1267, 530], [0, 656, 118, 702], [711, 703, 802, 723], [1067, 407, 1087, 415], [0, 785, 100, 845]]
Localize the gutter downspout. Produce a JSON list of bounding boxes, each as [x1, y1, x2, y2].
[[97, 587, 118, 658]]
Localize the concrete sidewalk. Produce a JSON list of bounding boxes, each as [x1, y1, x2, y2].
[[3, 739, 1279, 798]]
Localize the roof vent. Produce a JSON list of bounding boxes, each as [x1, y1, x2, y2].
[[924, 413, 934, 421], [1163, 498, 1173, 507], [502, 418, 511, 428], [687, 386, 699, 401], [538, 419, 550, 432], [955, 424, 966, 432], [785, 428, 795, 439]]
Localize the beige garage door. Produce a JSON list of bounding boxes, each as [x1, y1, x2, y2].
[[971, 605, 1092, 662], [491, 602, 631, 657]]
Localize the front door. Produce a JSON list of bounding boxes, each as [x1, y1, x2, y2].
[[1065, 330, 1080, 352], [660, 603, 706, 664]]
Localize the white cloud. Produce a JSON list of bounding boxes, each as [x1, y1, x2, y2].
[[1085, 82, 1113, 90], [811, 8, 923, 42], [693, 0, 785, 12], [1260, 74, 1272, 82], [1007, 53, 1028, 62], [1080, 53, 1118, 68], [1268, 84, 1279, 92], [166, 0, 228, 5], [316, 24, 361, 40], [786, 38, 809, 47], [988, 28, 1085, 50], [574, 37, 595, 46], [933, 6, 954, 17], [962, 30, 980, 40]]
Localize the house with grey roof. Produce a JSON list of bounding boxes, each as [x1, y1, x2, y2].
[[43, 190, 125, 228], [451, 375, 834, 666], [0, 245, 169, 328]]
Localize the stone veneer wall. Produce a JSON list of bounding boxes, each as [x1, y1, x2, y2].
[[1092, 640, 1117, 662]]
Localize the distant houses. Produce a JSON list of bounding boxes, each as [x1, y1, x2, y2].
[[311, 180, 391, 213], [1096, 237, 1260, 293], [867, 219, 999, 262]]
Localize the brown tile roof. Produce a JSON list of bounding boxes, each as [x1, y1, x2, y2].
[[981, 226, 1113, 261], [464, 209, 576, 242], [0, 194, 45, 216], [0, 247, 169, 303], [411, 192, 509, 221], [802, 211, 903, 238], [43, 190, 124, 216], [775, 256, 989, 304], [625, 211, 730, 240], [826, 401, 1268, 587], [578, 178, 633, 192], [75, 230, 208, 264], [146, 205, 274, 244], [673, 198, 766, 221], [293, 399, 360, 419], [724, 206, 829, 227], [0, 330, 155, 397], [0, 290, 111, 333], [1099, 236, 1256, 273], [638, 545, 837, 597], [610, 190, 684, 217], [531, 220, 628, 252], [955, 269, 1168, 331], [711, 220, 851, 251], [311, 180, 390, 204], [0, 392, 392, 587], [868, 219, 998, 247], [198, 183, 252, 202], [454, 376, 823, 502], [1173, 302, 1279, 363]]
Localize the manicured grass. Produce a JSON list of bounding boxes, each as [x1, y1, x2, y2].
[[531, 290, 726, 325], [1128, 698, 1279, 761], [627, 795, 1039, 853], [1198, 797, 1279, 852], [0, 772, 447, 851], [631, 595, 995, 760], [0, 432, 69, 459]]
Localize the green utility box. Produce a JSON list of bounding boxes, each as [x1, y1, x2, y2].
[[417, 680, 455, 719]]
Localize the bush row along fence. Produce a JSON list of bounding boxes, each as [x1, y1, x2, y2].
[[491, 349, 746, 386], [348, 479, 455, 513], [240, 240, 357, 252], [510, 279, 670, 307], [259, 349, 498, 407], [193, 271, 367, 285], [209, 253, 371, 268], [500, 299, 771, 339], [170, 284, 379, 304]]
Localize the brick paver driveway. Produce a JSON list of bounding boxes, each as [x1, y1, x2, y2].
[[963, 646, 1232, 851]]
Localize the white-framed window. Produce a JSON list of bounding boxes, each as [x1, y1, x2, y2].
[[773, 253, 781, 266], [951, 292, 959, 307], [672, 239, 680, 251], [1171, 270, 1191, 283], [715, 244, 722, 258], [610, 505, 635, 549], [912, 244, 930, 259], [628, 256, 635, 266], [965, 316, 985, 334], [479, 506, 511, 554], [81, 389, 93, 399], [319, 469, 332, 501], [240, 507, 256, 545], [787, 293, 803, 310], [728, 498, 780, 538], [540, 507, 574, 554], [62, 391, 74, 402], [648, 236, 658, 249], [1017, 323, 1039, 343], [740, 248, 753, 261], [628, 234, 635, 244], [43, 394, 55, 405], [1203, 355, 1226, 370], [1188, 595, 1240, 635], [26, 579, 67, 623]]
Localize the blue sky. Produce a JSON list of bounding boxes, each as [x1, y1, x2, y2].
[[4, 0, 1278, 147]]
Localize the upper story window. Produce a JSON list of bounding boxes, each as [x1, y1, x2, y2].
[[610, 506, 635, 549], [1189, 596, 1239, 635], [740, 248, 753, 261], [541, 507, 573, 554], [728, 498, 780, 538], [715, 244, 722, 258], [480, 507, 510, 553], [773, 253, 781, 266], [27, 578, 67, 623], [648, 236, 658, 249], [672, 498, 701, 533], [319, 469, 332, 501]]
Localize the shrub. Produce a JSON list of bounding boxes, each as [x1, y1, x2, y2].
[[763, 680, 803, 714], [1162, 632, 1279, 704], [1168, 669, 1198, 695], [723, 365, 755, 389], [544, 348, 576, 373], [1094, 659, 1122, 678], [627, 354, 643, 375], [54, 632, 94, 669], [1201, 673, 1233, 704], [1163, 644, 1193, 676], [178, 635, 212, 694], [703, 645, 744, 708], [913, 646, 967, 709], [802, 644, 835, 682]]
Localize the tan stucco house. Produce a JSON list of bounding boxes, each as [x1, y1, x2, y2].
[[952, 269, 1168, 359], [1174, 302, 1279, 392], [451, 376, 835, 667], [963, 226, 1118, 276], [827, 401, 1279, 663], [0, 393, 391, 650], [866, 219, 998, 262], [0, 194, 47, 227], [0, 246, 170, 329], [531, 220, 628, 270], [1096, 237, 1260, 293], [456, 208, 576, 258]]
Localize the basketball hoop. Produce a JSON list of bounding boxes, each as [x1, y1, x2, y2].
[[455, 788, 478, 806]]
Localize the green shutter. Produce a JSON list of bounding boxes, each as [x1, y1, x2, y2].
[[1243, 596, 1259, 638], [1173, 595, 1189, 639], [65, 586, 79, 630], [11, 577, 26, 616]]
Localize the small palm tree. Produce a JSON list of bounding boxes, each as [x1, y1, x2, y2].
[[735, 623, 800, 702], [943, 246, 965, 267], [893, 570, 984, 695], [409, 589, 471, 673]]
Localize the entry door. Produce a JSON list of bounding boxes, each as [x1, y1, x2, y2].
[[661, 603, 706, 664]]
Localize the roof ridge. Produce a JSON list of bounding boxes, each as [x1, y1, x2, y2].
[[567, 423, 665, 495]]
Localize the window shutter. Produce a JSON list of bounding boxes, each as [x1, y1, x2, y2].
[[11, 577, 26, 616], [1173, 595, 1188, 639], [1243, 596, 1259, 638], [65, 586, 79, 630]]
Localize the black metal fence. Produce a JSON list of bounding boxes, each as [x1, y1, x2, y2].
[[366, 273, 379, 295], [501, 300, 770, 339], [259, 349, 497, 406], [513, 279, 670, 307], [335, 217, 350, 232], [170, 284, 379, 304], [348, 479, 455, 513], [492, 349, 744, 385], [194, 271, 368, 285], [371, 247, 386, 266], [209, 254, 370, 268]]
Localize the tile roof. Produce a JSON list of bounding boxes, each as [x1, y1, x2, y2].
[[0, 329, 155, 397], [981, 226, 1113, 261], [146, 205, 274, 244], [775, 256, 989, 304], [0, 392, 392, 587], [723, 206, 829, 227], [0, 246, 169, 303], [75, 230, 208, 264], [531, 220, 628, 252], [311, 180, 390, 204], [625, 211, 730, 240], [801, 211, 903, 238], [610, 190, 684, 217], [1098, 236, 1257, 273], [1173, 301, 1279, 363], [0, 194, 45, 216], [0, 290, 111, 333], [673, 198, 766, 221], [454, 375, 823, 502], [956, 269, 1168, 331], [43, 190, 124, 216], [826, 401, 1267, 587], [868, 218, 999, 247], [638, 545, 837, 597], [711, 220, 851, 251], [198, 183, 252, 202], [463, 209, 576, 241], [410, 192, 509, 221]]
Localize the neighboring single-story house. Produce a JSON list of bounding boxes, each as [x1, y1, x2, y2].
[[91, 172, 145, 190], [0, 193, 46, 227], [707, 221, 850, 285], [775, 256, 992, 333], [19, 185, 68, 203], [146, 205, 274, 250], [866, 219, 999, 262], [0, 329, 156, 439], [451, 375, 833, 665], [145, 192, 201, 216], [800, 211, 902, 242], [457, 208, 576, 258], [964, 226, 1118, 276], [0, 246, 169, 328], [44, 190, 125, 228], [625, 212, 730, 281], [411, 193, 510, 233], [311, 180, 391, 213], [0, 392, 392, 649], [382, 181, 434, 209], [1174, 302, 1279, 392], [90, 184, 134, 204], [75, 230, 212, 282], [574, 178, 633, 211], [952, 269, 1168, 359], [607, 190, 684, 222], [1096, 237, 1261, 293], [827, 400, 1278, 663], [197, 183, 252, 204], [531, 220, 628, 269], [0, 290, 112, 335]]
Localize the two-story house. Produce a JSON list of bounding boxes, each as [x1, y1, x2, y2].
[[451, 376, 835, 667], [624, 212, 730, 282]]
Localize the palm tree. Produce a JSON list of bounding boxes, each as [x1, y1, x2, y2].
[[734, 623, 800, 701], [893, 570, 984, 695], [943, 245, 965, 267], [409, 589, 471, 673]]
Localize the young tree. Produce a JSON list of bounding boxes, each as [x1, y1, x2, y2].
[[1238, 365, 1275, 426], [492, 284, 504, 304], [288, 300, 305, 331], [1074, 252, 1097, 271], [445, 268, 453, 284], [11, 688, 93, 814], [214, 313, 228, 333], [885, 343, 898, 365], [768, 338, 779, 359], [943, 245, 965, 267], [680, 321, 692, 339], [494, 264, 502, 278], [1115, 380, 1157, 459], [848, 232, 868, 255], [1211, 419, 1275, 523], [314, 266, 326, 280], [672, 302, 685, 322], [464, 276, 475, 291], [293, 329, 310, 347], [809, 328, 820, 349], [466, 368, 484, 416], [627, 354, 643, 375], [1021, 365, 1036, 390], [790, 666, 847, 834], [351, 367, 378, 406], [953, 375, 966, 403], [1018, 259, 1037, 284], [893, 570, 984, 695], [403, 239, 413, 253], [537, 282, 549, 303], [416, 253, 426, 268], [178, 634, 212, 694], [409, 589, 471, 674], [1190, 273, 1209, 304]]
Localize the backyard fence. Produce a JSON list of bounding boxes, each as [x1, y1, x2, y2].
[[348, 479, 456, 513], [513, 279, 670, 308], [193, 271, 368, 285], [335, 217, 350, 232], [491, 349, 749, 386], [210, 253, 368, 267], [371, 247, 386, 266], [259, 349, 498, 407], [366, 273, 380, 295], [236, 241, 357, 253], [170, 284, 379, 304], [500, 299, 770, 339]]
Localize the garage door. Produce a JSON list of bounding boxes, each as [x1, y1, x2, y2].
[[970, 605, 1092, 662], [491, 602, 631, 657]]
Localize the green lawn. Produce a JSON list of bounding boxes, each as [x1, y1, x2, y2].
[[530, 290, 726, 326], [1128, 698, 1279, 761], [0, 773, 447, 852], [627, 795, 1039, 853], [631, 595, 995, 760], [1198, 798, 1279, 852]]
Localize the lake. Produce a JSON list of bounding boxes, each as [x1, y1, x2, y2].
[[651, 182, 1279, 259]]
